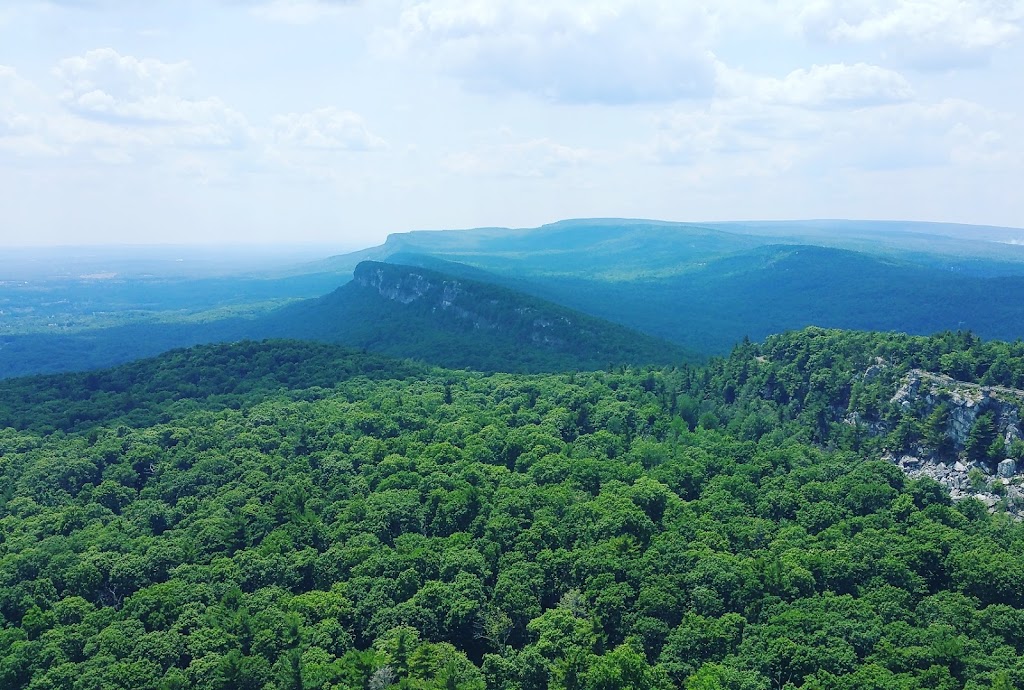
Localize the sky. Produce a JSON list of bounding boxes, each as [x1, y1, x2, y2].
[[1, 0, 1023, 247]]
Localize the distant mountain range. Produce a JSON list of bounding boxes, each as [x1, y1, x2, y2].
[[305, 218, 1024, 353], [304, 218, 1024, 279], [3, 218, 1024, 378]]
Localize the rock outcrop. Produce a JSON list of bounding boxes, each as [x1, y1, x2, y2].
[[355, 262, 497, 330], [886, 369, 1024, 518], [352, 261, 587, 347], [891, 369, 1023, 451]]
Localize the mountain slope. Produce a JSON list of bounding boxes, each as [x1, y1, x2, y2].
[[0, 260, 690, 378], [308, 217, 1024, 280], [302, 218, 773, 279], [5, 217, 1024, 378], [298, 218, 1024, 356], [0, 339, 428, 434], [548, 244, 1024, 352], [255, 261, 692, 371]]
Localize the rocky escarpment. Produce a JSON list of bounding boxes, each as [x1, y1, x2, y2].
[[892, 370, 1023, 450], [886, 369, 1024, 517], [358, 264, 435, 305], [352, 261, 581, 348], [356, 262, 498, 330]]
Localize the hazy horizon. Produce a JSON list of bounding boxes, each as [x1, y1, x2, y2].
[[3, 2, 1023, 247], [4, 216, 1024, 252]]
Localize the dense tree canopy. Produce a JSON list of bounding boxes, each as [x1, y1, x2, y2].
[[1, 333, 1023, 689]]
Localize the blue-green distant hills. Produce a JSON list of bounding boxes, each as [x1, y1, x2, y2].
[[0, 259, 690, 377], [3, 218, 1024, 377], [308, 218, 1024, 353], [306, 218, 1024, 279], [249, 261, 692, 372]]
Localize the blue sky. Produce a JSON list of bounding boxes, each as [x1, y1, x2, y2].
[[1, 0, 1022, 246]]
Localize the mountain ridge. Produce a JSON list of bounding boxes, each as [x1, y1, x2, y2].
[[254, 260, 693, 372]]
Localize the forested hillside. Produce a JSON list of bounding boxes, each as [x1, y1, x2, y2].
[[438, 245, 1024, 354], [0, 261, 690, 379], [254, 261, 692, 373], [688, 327, 1024, 453], [308, 220, 1024, 354], [0, 341, 428, 435], [2, 334, 1024, 689]]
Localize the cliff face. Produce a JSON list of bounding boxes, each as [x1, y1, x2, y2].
[[886, 369, 1024, 517], [357, 263, 437, 305], [892, 370, 1023, 451], [355, 261, 493, 329], [352, 261, 574, 342]]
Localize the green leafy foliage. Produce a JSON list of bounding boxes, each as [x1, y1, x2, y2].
[[686, 327, 1024, 457], [1, 334, 1023, 689], [0, 340, 427, 434]]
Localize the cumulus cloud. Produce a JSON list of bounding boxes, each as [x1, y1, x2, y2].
[[6, 49, 388, 183], [382, 0, 718, 104], [650, 61, 915, 169], [1, 62, 149, 161], [791, 0, 1024, 68], [53, 48, 251, 147], [55, 48, 187, 118], [650, 98, 823, 174], [750, 62, 914, 109], [272, 107, 387, 151], [443, 138, 593, 178]]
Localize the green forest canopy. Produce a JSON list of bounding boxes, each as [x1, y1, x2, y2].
[[1, 331, 1023, 689]]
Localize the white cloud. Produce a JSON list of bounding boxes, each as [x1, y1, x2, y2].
[[650, 99, 821, 174], [383, 0, 718, 104], [651, 93, 1018, 179], [6, 50, 388, 187], [54, 48, 188, 119], [0, 66, 60, 157], [825, 98, 1020, 171], [272, 107, 386, 151], [745, 62, 915, 108], [0, 70, 147, 161], [649, 61, 915, 170], [53, 48, 251, 148], [791, 0, 1024, 68], [443, 138, 593, 178]]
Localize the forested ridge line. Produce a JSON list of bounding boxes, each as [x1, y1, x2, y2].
[[688, 327, 1024, 451]]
